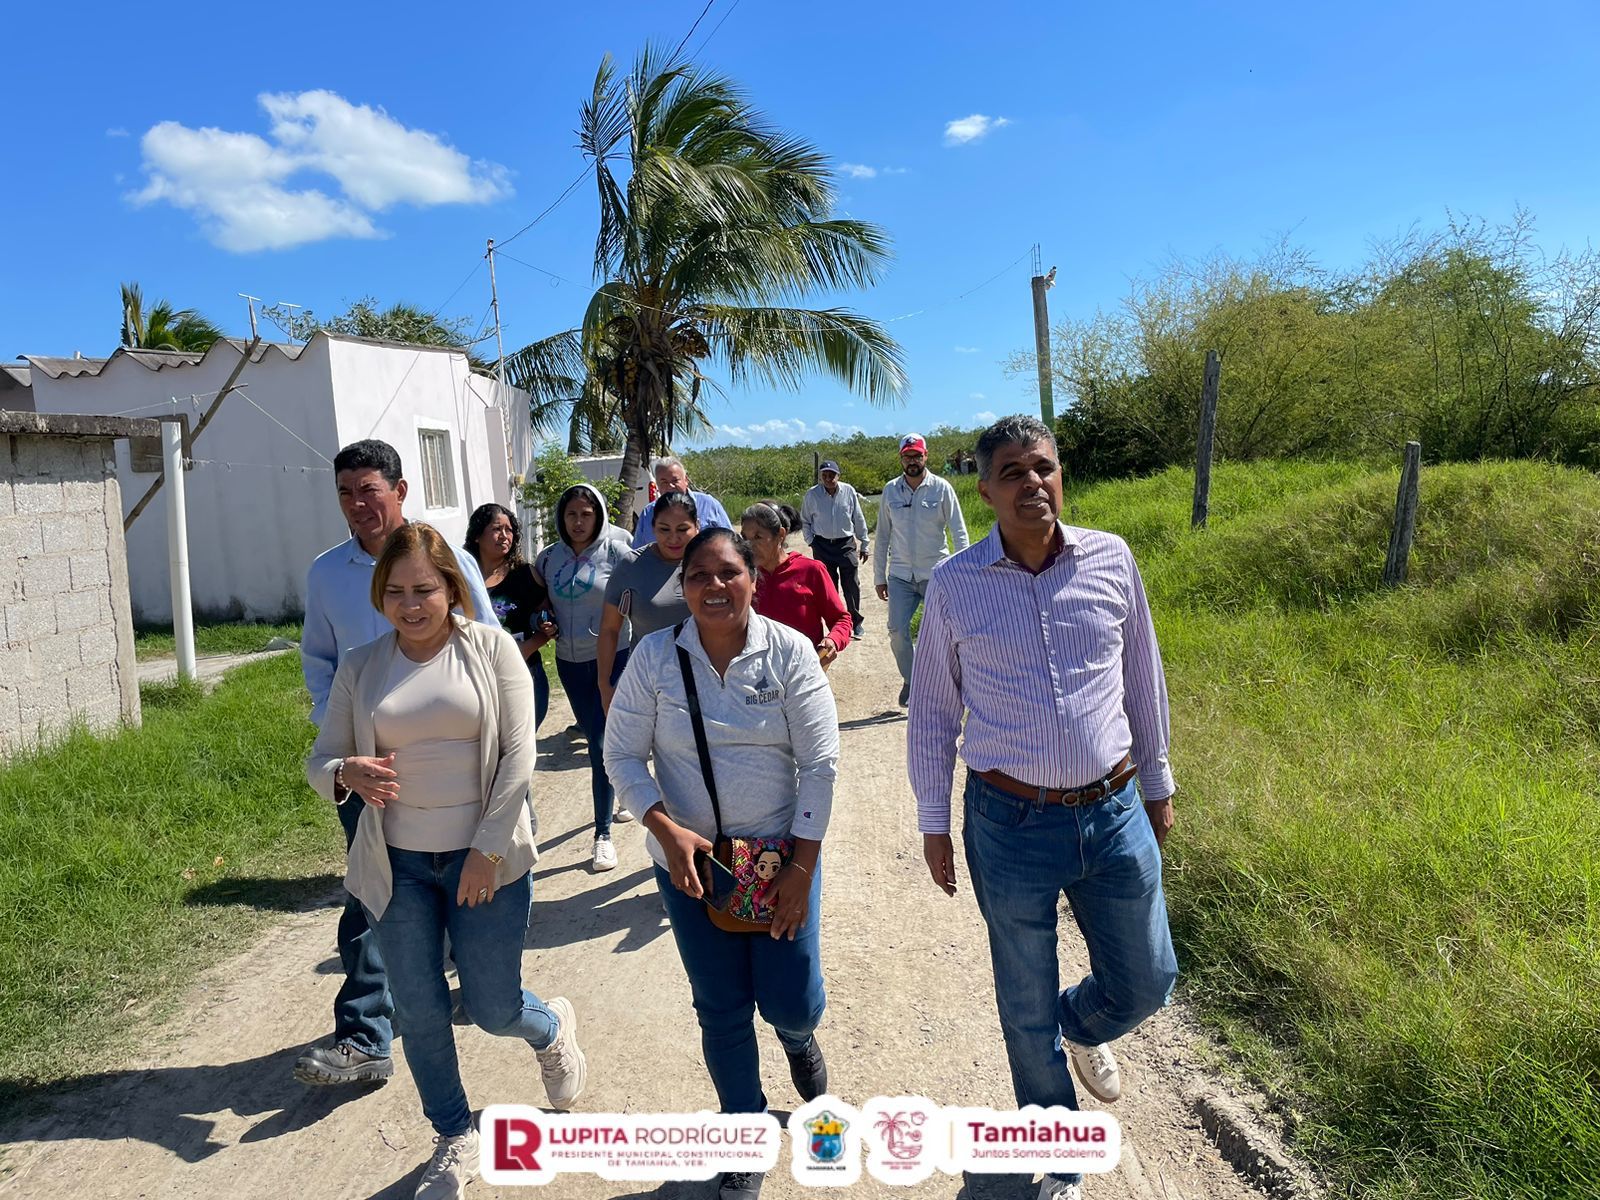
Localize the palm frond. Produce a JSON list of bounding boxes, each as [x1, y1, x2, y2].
[[703, 305, 908, 407]]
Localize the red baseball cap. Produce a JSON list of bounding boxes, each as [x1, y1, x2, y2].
[[899, 434, 927, 455]]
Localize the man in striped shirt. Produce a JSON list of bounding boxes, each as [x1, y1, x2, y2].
[[907, 414, 1178, 1200]]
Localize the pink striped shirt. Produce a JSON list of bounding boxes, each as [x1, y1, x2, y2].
[[907, 522, 1175, 834]]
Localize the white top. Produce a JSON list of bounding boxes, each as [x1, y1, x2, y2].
[[872, 472, 970, 585], [373, 637, 484, 852], [603, 615, 840, 871]]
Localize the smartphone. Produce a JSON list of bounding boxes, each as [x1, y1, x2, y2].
[[693, 849, 740, 911]]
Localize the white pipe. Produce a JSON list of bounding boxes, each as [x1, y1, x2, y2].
[[163, 421, 196, 682]]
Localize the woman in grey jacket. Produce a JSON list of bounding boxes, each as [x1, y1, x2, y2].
[[307, 522, 587, 1200], [533, 483, 634, 872]]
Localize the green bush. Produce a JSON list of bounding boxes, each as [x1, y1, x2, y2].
[[682, 425, 990, 500], [521, 444, 629, 541]]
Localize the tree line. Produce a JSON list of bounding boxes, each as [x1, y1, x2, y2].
[[1006, 212, 1600, 480]]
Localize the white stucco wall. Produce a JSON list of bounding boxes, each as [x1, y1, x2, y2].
[[27, 336, 534, 625], [328, 340, 505, 553], [29, 341, 344, 623]]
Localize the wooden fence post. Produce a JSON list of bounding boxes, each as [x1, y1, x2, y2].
[[1383, 441, 1422, 587], [1191, 349, 1221, 529]]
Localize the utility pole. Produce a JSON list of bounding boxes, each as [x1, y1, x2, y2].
[[238, 293, 261, 340], [487, 238, 530, 535], [1030, 245, 1057, 426]]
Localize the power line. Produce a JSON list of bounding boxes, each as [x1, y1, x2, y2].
[[691, 0, 741, 56], [494, 246, 1034, 330], [671, 0, 717, 60], [429, 260, 485, 320], [497, 166, 594, 251]]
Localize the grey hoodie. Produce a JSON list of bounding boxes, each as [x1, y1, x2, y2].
[[533, 483, 632, 662]]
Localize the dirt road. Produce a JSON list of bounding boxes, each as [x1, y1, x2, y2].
[[0, 584, 1302, 1200]]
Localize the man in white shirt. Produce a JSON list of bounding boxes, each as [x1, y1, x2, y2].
[[800, 460, 869, 640], [872, 434, 969, 705]]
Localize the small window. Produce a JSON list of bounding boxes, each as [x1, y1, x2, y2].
[[417, 428, 457, 509]]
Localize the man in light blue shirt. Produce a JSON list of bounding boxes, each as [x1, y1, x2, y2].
[[630, 455, 731, 548], [294, 438, 495, 1089]]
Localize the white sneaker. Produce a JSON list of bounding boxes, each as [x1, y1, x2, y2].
[[415, 1128, 479, 1200], [1036, 1179, 1083, 1200], [611, 804, 634, 823], [592, 835, 618, 871], [1066, 1040, 1121, 1102], [536, 996, 588, 1109]]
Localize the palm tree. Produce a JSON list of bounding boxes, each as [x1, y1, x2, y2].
[[119, 283, 224, 353], [505, 47, 906, 523]]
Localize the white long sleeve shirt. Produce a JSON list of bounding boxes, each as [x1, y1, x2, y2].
[[603, 615, 840, 871], [872, 472, 970, 586]]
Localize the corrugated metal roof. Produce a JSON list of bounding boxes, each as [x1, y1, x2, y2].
[[1, 363, 31, 387], [22, 338, 310, 380]]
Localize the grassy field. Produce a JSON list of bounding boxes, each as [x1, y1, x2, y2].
[[1007, 460, 1600, 1200], [134, 620, 304, 661], [0, 654, 339, 1105]]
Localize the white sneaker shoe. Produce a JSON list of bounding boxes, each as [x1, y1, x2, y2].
[[1036, 1178, 1083, 1200], [415, 1128, 479, 1200], [592, 835, 618, 871], [536, 996, 588, 1109], [611, 804, 635, 823], [1066, 1040, 1121, 1103]]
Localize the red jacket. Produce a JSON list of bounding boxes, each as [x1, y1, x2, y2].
[[753, 552, 853, 653]]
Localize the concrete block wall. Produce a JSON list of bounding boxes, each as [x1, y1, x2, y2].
[[2, 415, 153, 757]]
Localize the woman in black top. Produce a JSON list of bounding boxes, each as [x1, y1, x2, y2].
[[465, 504, 556, 727]]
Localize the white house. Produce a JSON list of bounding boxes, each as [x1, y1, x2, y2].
[[22, 333, 535, 624]]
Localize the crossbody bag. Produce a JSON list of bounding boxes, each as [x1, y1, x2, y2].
[[674, 623, 794, 933]]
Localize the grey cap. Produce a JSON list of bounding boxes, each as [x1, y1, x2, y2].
[[818, 460, 841, 474]]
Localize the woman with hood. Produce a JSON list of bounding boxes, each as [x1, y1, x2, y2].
[[533, 484, 633, 872]]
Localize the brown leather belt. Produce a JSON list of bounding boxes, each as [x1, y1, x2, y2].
[[976, 755, 1136, 808]]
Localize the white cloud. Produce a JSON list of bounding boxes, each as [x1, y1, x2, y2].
[[106, 127, 129, 138], [970, 392, 987, 401], [944, 114, 1011, 145], [954, 345, 980, 354], [704, 417, 865, 447], [840, 162, 908, 180], [260, 90, 510, 210], [972, 410, 997, 425], [129, 91, 511, 253]]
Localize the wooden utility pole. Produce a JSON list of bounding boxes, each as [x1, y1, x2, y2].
[[1030, 245, 1057, 426], [1383, 441, 1422, 587], [124, 335, 261, 532], [1191, 350, 1221, 529]]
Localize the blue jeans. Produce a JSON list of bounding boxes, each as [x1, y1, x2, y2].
[[655, 865, 826, 1113], [365, 849, 558, 1137], [555, 657, 612, 837], [530, 653, 550, 728], [886, 576, 928, 685], [334, 796, 394, 1057], [963, 772, 1178, 1187]]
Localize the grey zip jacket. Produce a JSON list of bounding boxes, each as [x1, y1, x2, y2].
[[533, 483, 632, 662]]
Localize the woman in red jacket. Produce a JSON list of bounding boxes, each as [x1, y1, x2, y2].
[[741, 501, 853, 671]]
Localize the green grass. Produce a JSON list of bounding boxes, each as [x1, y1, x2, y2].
[[0, 654, 339, 1104], [134, 620, 304, 661], [978, 459, 1600, 1200]]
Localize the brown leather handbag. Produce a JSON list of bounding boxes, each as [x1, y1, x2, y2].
[[675, 629, 793, 934]]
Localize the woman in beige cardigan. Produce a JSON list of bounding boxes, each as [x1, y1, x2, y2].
[[307, 522, 586, 1200]]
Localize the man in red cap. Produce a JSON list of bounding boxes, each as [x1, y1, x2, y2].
[[873, 433, 970, 705]]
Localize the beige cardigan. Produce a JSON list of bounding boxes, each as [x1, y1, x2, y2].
[[306, 616, 539, 920]]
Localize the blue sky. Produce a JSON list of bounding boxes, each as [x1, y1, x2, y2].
[[5, 0, 1600, 446]]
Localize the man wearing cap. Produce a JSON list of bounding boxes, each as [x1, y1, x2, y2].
[[874, 433, 970, 705], [801, 460, 870, 640]]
